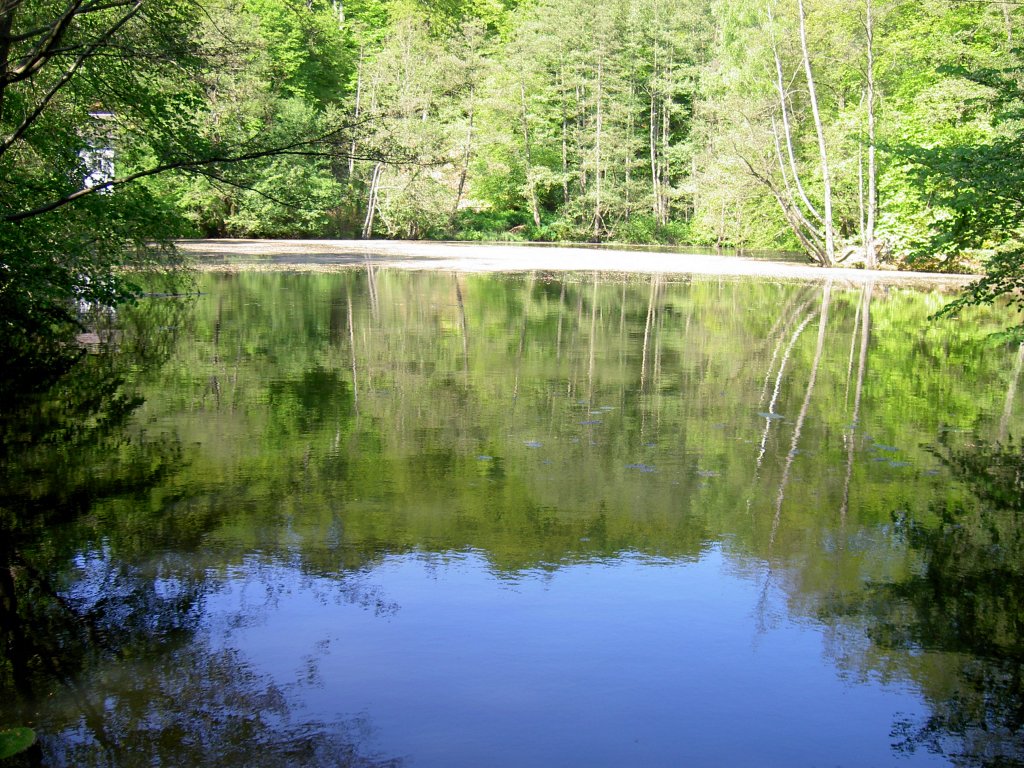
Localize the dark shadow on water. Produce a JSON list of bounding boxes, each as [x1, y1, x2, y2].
[[823, 434, 1024, 768], [0, 298, 401, 767]]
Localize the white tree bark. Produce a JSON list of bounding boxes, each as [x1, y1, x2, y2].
[[797, 0, 836, 266], [865, 0, 878, 268]]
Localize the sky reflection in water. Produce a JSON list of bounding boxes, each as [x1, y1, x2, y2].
[[206, 548, 939, 768]]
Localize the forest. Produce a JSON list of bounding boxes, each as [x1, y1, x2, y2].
[[1, 0, 1023, 351]]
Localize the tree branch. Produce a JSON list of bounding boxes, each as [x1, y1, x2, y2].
[[4, 129, 389, 222], [0, 0, 142, 158], [3, 0, 87, 84]]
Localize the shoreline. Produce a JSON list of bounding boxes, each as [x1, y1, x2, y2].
[[178, 238, 979, 287]]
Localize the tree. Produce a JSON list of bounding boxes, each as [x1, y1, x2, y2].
[[0, 0, 364, 358], [913, 44, 1024, 335]]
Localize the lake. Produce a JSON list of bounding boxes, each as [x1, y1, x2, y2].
[[2, 267, 1022, 767]]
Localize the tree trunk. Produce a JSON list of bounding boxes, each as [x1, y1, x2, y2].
[[858, 143, 865, 253], [577, 83, 587, 194], [593, 56, 604, 239], [560, 63, 570, 206], [797, 0, 836, 266], [0, 8, 14, 123], [625, 81, 634, 214], [660, 56, 671, 226], [361, 162, 382, 239], [767, 2, 823, 228], [864, 0, 878, 268], [770, 116, 825, 257], [650, 89, 660, 221], [348, 46, 363, 179], [520, 78, 542, 228], [452, 84, 475, 222]]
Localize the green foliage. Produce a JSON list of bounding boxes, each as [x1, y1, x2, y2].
[[908, 49, 1024, 330], [0, 728, 35, 759], [0, 0, 371, 355], [451, 209, 530, 240], [3, 0, 1023, 356], [610, 215, 692, 245]]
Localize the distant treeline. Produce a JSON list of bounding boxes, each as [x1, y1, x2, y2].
[[157, 0, 1021, 273], [3, 0, 1023, 352]]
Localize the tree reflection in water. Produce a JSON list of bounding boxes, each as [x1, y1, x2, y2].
[[0, 299, 400, 767], [829, 435, 1024, 767], [39, 636, 402, 768], [4, 272, 1024, 766]]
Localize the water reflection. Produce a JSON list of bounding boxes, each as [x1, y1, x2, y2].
[[2, 270, 1023, 766], [0, 298, 400, 766], [823, 436, 1024, 766]]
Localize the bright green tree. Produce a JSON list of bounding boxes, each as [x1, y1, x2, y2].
[[0, 0, 369, 358]]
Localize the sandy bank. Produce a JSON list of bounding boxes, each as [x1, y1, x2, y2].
[[178, 239, 978, 287]]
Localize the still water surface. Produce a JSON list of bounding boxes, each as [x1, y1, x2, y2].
[[2, 269, 1023, 767]]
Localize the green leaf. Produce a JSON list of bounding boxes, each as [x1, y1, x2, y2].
[[0, 727, 37, 759]]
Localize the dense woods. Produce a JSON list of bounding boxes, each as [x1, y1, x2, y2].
[[1, 0, 1022, 349]]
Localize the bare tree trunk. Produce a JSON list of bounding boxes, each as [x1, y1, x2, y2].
[[767, 1, 823, 229], [0, 9, 14, 124], [561, 113, 570, 205], [770, 116, 825, 257], [361, 162, 382, 239], [520, 78, 542, 228], [690, 155, 699, 222], [560, 63, 570, 206], [576, 83, 588, 194], [452, 84, 474, 222], [348, 46, 363, 179], [625, 81, 634, 215], [797, 0, 836, 266], [1002, 1, 1013, 44], [864, 0, 878, 268], [716, 198, 726, 248], [650, 89, 660, 221], [593, 56, 604, 239], [858, 142, 865, 255], [741, 154, 824, 261], [660, 56, 671, 227]]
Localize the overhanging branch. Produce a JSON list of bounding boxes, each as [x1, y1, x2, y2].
[[4, 127, 406, 222]]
